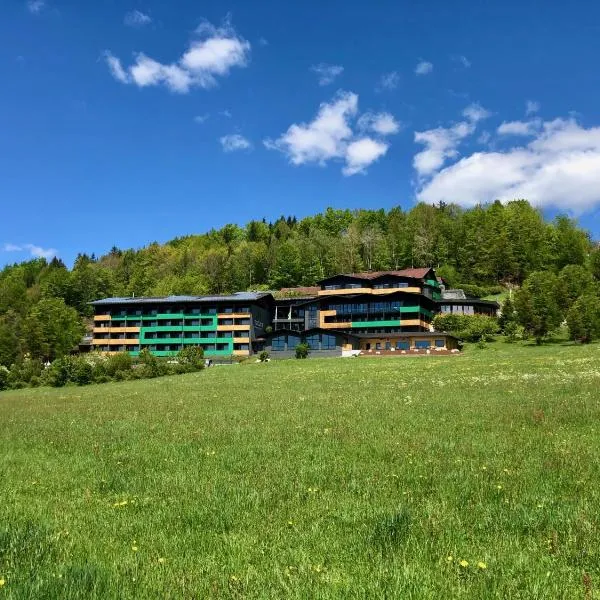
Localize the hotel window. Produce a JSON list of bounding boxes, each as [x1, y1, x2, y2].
[[415, 340, 430, 349], [305, 334, 320, 350], [346, 283, 361, 289], [396, 340, 410, 350], [375, 342, 381, 350], [222, 307, 234, 314], [321, 334, 336, 350], [287, 335, 301, 348], [236, 319, 251, 326], [324, 284, 340, 290], [385, 341, 391, 350], [272, 335, 286, 351], [220, 319, 234, 326], [435, 339, 445, 348], [235, 344, 249, 351]]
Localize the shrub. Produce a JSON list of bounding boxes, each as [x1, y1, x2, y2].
[[566, 293, 600, 343], [137, 348, 167, 378], [295, 343, 310, 359], [258, 351, 270, 362], [8, 359, 43, 388], [177, 346, 205, 371], [433, 314, 500, 342], [40, 357, 73, 387], [70, 358, 93, 386], [0, 366, 9, 391], [104, 352, 133, 377]]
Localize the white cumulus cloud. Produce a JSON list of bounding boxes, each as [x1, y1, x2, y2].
[[343, 138, 389, 176], [526, 100, 540, 116], [265, 91, 399, 176], [220, 134, 252, 152], [413, 103, 490, 176], [416, 116, 600, 213], [124, 10, 152, 27], [105, 18, 250, 93], [26, 0, 45, 14], [3, 243, 57, 259], [497, 119, 541, 136], [378, 71, 400, 91], [310, 63, 344, 86], [415, 60, 433, 75], [358, 112, 401, 136]]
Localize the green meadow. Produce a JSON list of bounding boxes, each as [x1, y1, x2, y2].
[[1, 341, 599, 599]]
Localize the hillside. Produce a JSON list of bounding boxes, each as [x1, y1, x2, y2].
[[1, 341, 599, 598]]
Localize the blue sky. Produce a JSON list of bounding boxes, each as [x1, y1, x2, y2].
[[2, 0, 600, 266]]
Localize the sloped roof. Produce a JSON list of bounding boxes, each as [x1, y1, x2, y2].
[[90, 292, 272, 305], [319, 268, 434, 283]]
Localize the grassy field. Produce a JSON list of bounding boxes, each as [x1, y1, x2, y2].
[[1, 341, 600, 599]]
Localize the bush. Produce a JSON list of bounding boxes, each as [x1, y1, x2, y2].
[[295, 343, 310, 359], [40, 356, 73, 387], [136, 348, 167, 378], [0, 366, 9, 391], [176, 346, 205, 371], [258, 351, 270, 362], [71, 358, 93, 386], [104, 352, 133, 377], [8, 358, 43, 388], [433, 314, 500, 342]]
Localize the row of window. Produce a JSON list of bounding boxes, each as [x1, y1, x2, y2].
[[271, 333, 337, 351], [95, 343, 249, 353], [98, 306, 251, 317], [326, 301, 423, 314], [440, 305, 475, 315], [364, 339, 445, 350], [142, 331, 249, 340]]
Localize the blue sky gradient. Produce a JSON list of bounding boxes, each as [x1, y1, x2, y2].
[[2, 0, 600, 266]]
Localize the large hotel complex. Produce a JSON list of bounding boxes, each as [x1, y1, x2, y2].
[[91, 268, 499, 358]]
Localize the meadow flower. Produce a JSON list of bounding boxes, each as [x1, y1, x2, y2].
[[132, 545, 138, 552], [0, 578, 5, 587], [477, 562, 487, 569], [446, 555, 453, 562], [459, 560, 469, 568], [496, 485, 503, 490], [157, 557, 165, 564]]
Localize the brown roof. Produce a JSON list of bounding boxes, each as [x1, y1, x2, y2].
[[342, 268, 433, 281]]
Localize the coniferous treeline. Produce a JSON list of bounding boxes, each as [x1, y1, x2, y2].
[[1, 200, 599, 367]]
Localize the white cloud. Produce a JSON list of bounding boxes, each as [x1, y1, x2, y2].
[[104, 52, 129, 83], [497, 119, 541, 136], [265, 91, 358, 165], [258, 37, 269, 46], [378, 71, 400, 91], [416, 116, 600, 213], [454, 55, 471, 68], [26, 0, 45, 14], [310, 63, 344, 86], [526, 100, 540, 115], [194, 113, 210, 124], [3, 243, 57, 259], [478, 130, 491, 145], [413, 103, 490, 176], [415, 60, 433, 75], [343, 138, 389, 176], [219, 109, 232, 118], [105, 18, 250, 93], [124, 10, 151, 27], [265, 91, 399, 176], [462, 103, 490, 123], [358, 112, 401, 136], [220, 134, 252, 152]]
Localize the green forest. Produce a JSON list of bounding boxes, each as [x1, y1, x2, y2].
[[1, 200, 600, 370]]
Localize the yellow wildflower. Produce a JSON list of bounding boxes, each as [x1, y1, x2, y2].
[[132, 545, 138, 552], [157, 557, 165, 564], [477, 562, 487, 569], [446, 555, 453, 562], [459, 560, 469, 568], [496, 485, 503, 490], [0, 578, 5, 587]]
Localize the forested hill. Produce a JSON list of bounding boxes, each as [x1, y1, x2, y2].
[[1, 200, 599, 366]]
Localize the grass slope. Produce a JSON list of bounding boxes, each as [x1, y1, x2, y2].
[[1, 342, 600, 599]]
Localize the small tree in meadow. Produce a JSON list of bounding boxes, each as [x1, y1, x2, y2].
[[566, 293, 600, 343], [295, 343, 310, 359]]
